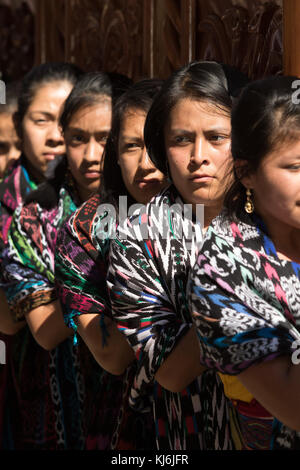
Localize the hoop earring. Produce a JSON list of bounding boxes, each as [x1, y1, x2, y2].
[[244, 188, 254, 214]]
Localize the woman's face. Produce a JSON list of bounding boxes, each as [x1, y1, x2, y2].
[[242, 138, 300, 234], [164, 98, 232, 218], [118, 108, 168, 204], [0, 112, 21, 178], [64, 99, 112, 202], [21, 81, 72, 181]]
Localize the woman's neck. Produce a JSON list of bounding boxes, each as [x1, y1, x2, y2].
[[23, 158, 45, 184], [272, 231, 300, 263], [260, 213, 300, 263], [192, 202, 222, 231]]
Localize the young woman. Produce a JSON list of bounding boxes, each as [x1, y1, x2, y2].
[[0, 71, 125, 449], [0, 62, 81, 449], [107, 61, 249, 450], [189, 75, 300, 450], [54, 79, 167, 449], [0, 82, 21, 180]]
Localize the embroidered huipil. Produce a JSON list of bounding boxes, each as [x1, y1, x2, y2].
[[189, 210, 300, 449], [107, 185, 234, 450], [54, 194, 155, 450], [1, 173, 87, 449], [0, 157, 37, 449]]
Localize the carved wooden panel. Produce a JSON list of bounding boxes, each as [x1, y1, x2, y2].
[[35, 0, 66, 63], [65, 0, 145, 79], [195, 0, 283, 79], [152, 0, 196, 79], [149, 0, 283, 80], [0, 0, 35, 82], [0, 0, 284, 83]]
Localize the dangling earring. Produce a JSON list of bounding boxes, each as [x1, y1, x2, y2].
[[244, 188, 254, 214]]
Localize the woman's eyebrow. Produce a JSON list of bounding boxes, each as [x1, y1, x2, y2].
[[204, 127, 231, 132], [30, 111, 54, 118]]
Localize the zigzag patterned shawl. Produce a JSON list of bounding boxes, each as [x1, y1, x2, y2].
[[189, 210, 300, 449], [54, 193, 156, 450], [107, 184, 234, 450]]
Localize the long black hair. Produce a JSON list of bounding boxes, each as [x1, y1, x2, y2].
[[224, 75, 300, 219], [100, 78, 163, 209], [25, 71, 132, 209], [14, 62, 82, 137], [144, 61, 249, 175]]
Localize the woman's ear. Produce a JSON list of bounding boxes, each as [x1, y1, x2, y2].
[[234, 159, 254, 189]]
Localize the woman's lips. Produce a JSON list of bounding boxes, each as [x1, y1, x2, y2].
[[44, 153, 62, 161], [189, 174, 214, 183], [43, 152, 64, 162], [136, 178, 161, 189], [83, 170, 101, 179]]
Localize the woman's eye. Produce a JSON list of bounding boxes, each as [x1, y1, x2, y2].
[[71, 135, 84, 143], [125, 143, 141, 150], [209, 135, 226, 143], [174, 136, 190, 144], [287, 165, 300, 170]]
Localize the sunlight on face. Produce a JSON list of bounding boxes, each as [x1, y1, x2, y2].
[[164, 98, 232, 219], [0, 112, 21, 178], [65, 100, 112, 202], [22, 81, 73, 181], [118, 108, 168, 204], [245, 138, 300, 234]]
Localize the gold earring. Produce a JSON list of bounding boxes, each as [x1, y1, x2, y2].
[[244, 188, 254, 214]]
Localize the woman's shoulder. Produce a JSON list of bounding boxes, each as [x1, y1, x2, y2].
[[204, 210, 261, 246], [69, 193, 101, 232], [0, 158, 23, 207], [62, 193, 104, 254]]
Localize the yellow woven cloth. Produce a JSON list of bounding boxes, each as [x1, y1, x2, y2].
[[218, 373, 253, 403]]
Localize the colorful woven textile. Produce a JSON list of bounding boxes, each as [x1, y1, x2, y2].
[[0, 156, 37, 250], [189, 210, 300, 449], [2, 184, 77, 320], [0, 172, 89, 449], [107, 184, 234, 450], [55, 194, 155, 450], [0, 157, 37, 449]]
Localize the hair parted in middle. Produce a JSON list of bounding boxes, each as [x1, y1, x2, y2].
[[144, 60, 249, 175], [224, 74, 300, 219], [100, 78, 164, 209]]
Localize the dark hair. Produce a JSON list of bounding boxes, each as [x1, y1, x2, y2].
[[0, 81, 21, 114], [224, 75, 300, 219], [106, 72, 134, 103], [144, 61, 249, 174], [15, 62, 82, 129], [25, 71, 132, 209], [100, 78, 164, 208], [60, 71, 116, 133]]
